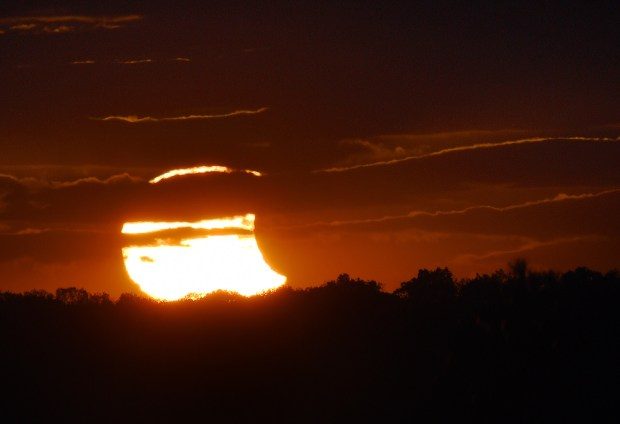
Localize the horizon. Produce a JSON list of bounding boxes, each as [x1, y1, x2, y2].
[[2, 261, 617, 300]]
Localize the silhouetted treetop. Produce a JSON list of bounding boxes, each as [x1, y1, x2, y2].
[[394, 267, 456, 303], [324, 273, 382, 292], [0, 262, 618, 422]]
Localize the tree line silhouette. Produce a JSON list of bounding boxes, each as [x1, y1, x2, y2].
[[1, 260, 618, 422]]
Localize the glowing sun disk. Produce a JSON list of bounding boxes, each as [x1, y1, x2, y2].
[[122, 214, 285, 300]]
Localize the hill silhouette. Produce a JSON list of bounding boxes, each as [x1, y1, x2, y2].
[[1, 262, 618, 422]]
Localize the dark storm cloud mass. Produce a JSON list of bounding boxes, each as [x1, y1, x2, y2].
[[0, 0, 618, 293]]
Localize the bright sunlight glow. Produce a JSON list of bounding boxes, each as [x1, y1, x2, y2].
[[122, 215, 255, 234], [122, 214, 286, 300]]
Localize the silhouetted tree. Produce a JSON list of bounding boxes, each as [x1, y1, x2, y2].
[[394, 267, 456, 303], [508, 257, 528, 281], [324, 273, 382, 293], [55, 287, 89, 304], [116, 292, 155, 307], [0, 264, 618, 422]]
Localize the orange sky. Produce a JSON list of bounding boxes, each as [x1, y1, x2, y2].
[[0, 1, 619, 295]]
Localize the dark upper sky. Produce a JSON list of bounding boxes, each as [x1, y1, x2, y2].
[[1, 1, 619, 295]]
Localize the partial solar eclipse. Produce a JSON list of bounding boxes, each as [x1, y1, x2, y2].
[[122, 214, 286, 300], [121, 166, 283, 300]]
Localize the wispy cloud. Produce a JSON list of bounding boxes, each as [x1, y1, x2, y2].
[[71, 57, 188, 66], [0, 14, 142, 34], [454, 236, 596, 263], [43, 25, 73, 33], [334, 129, 529, 168], [93, 107, 268, 123], [287, 188, 620, 229], [50, 173, 143, 189], [116, 59, 153, 65], [0, 172, 143, 191], [319, 136, 619, 173], [10, 23, 37, 31]]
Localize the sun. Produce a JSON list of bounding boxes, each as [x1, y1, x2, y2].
[[122, 214, 286, 300]]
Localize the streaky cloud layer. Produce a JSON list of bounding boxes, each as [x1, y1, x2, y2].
[[319, 137, 620, 173], [282, 188, 620, 229]]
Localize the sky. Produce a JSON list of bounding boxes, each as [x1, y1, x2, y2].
[[1, 1, 619, 295]]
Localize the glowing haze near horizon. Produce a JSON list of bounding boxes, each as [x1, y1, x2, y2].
[[122, 214, 286, 300]]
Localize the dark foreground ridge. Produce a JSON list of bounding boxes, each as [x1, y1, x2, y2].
[[1, 262, 619, 422]]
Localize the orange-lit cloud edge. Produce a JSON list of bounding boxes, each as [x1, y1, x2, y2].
[[93, 107, 268, 124], [319, 136, 619, 172], [149, 165, 262, 183]]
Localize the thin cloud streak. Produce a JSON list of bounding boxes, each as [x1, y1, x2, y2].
[[44, 25, 73, 33], [93, 107, 268, 123], [71, 58, 188, 65], [116, 59, 153, 65], [455, 236, 596, 262], [0, 15, 142, 25], [10, 24, 37, 30], [286, 188, 620, 229], [405, 188, 620, 219], [319, 137, 620, 173], [336, 128, 529, 166], [0, 172, 143, 191]]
